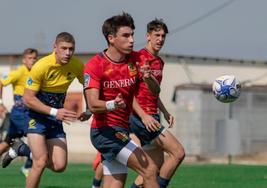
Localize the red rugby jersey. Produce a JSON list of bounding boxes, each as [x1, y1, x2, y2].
[[84, 51, 140, 129], [135, 48, 164, 114]]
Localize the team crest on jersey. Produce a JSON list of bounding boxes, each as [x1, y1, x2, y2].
[[28, 119, 36, 129], [115, 132, 129, 142], [27, 77, 33, 85], [104, 68, 113, 76], [128, 62, 137, 76], [84, 73, 90, 88]]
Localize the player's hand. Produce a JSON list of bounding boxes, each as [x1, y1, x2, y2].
[[141, 114, 161, 132], [78, 110, 92, 122], [140, 60, 152, 79], [0, 104, 8, 118], [164, 113, 174, 128], [56, 108, 77, 124], [114, 93, 126, 109]]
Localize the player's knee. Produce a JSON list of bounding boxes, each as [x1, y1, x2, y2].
[[34, 156, 49, 170], [142, 162, 158, 180], [51, 161, 67, 172], [172, 145, 185, 163], [53, 165, 66, 172], [178, 146, 186, 162]]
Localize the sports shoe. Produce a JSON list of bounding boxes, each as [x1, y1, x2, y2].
[[2, 139, 24, 168], [21, 166, 30, 178]]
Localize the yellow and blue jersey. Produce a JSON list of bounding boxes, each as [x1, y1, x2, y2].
[[25, 52, 84, 109], [0, 65, 30, 96], [26, 52, 84, 93]]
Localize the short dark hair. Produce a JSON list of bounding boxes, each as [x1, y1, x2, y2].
[[102, 12, 135, 44], [147, 18, 168, 34], [55, 32, 75, 44], [22, 48, 38, 57]]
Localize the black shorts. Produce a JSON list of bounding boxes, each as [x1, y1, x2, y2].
[[90, 126, 131, 162], [129, 113, 164, 146]]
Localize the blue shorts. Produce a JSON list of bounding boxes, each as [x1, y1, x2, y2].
[[129, 113, 164, 146], [7, 96, 30, 139], [27, 116, 66, 139], [90, 126, 131, 162], [26, 91, 66, 139]]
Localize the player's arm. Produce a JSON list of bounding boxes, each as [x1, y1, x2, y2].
[[84, 59, 126, 114], [84, 88, 126, 114], [141, 62, 161, 96], [23, 88, 77, 124], [23, 64, 77, 123], [75, 62, 93, 121], [77, 90, 93, 121], [158, 97, 174, 127], [132, 97, 160, 132], [0, 70, 19, 116]]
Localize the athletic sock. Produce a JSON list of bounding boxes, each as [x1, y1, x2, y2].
[[24, 157, 32, 169], [130, 183, 140, 188], [18, 144, 31, 158], [92, 178, 102, 188], [157, 176, 170, 188]]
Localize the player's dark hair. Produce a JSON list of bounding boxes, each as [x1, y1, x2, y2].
[[22, 48, 38, 57], [147, 18, 168, 34], [102, 12, 135, 44], [55, 32, 75, 44]]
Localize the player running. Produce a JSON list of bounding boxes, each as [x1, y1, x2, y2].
[[23, 32, 91, 188], [130, 19, 185, 188], [0, 48, 38, 177], [84, 12, 161, 188]]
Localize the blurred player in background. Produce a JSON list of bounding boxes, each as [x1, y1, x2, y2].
[[84, 12, 161, 188], [0, 48, 38, 177], [130, 19, 185, 188], [23, 32, 91, 188]]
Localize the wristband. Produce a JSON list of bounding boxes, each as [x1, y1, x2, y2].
[[50, 108, 58, 117], [106, 100, 116, 111], [0, 99, 3, 105]]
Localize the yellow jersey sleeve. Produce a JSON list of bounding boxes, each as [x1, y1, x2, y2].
[[25, 62, 45, 92], [0, 68, 21, 86], [25, 53, 84, 93]]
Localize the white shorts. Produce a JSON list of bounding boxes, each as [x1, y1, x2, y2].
[[103, 140, 138, 175]]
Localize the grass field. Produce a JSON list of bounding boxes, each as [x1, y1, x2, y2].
[[0, 162, 266, 188]]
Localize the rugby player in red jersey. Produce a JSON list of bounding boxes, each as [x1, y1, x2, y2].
[[130, 19, 185, 188], [84, 12, 160, 188]]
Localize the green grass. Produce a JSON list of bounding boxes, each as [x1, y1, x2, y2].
[[0, 162, 267, 188]]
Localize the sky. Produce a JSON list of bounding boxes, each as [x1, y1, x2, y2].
[[1, 0, 267, 60]]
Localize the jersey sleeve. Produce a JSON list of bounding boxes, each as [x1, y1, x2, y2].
[[0, 69, 21, 86], [25, 63, 44, 91], [83, 58, 102, 90]]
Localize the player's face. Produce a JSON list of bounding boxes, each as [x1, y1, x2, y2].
[[147, 28, 166, 53], [54, 41, 75, 65], [23, 53, 38, 70], [109, 26, 134, 54]]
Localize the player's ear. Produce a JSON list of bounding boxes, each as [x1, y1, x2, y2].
[[22, 58, 26, 64], [146, 33, 151, 41], [53, 43, 57, 51], [108, 34, 114, 44]]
